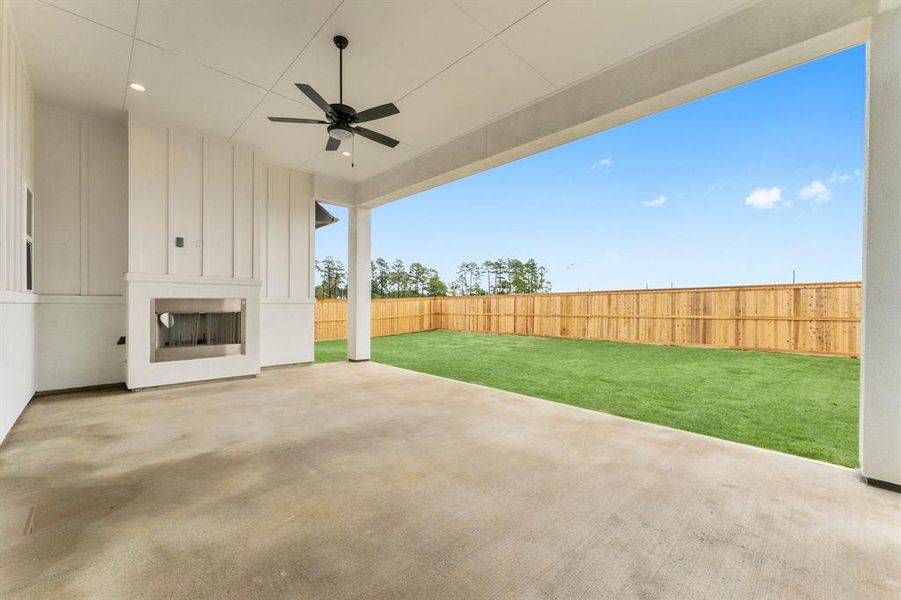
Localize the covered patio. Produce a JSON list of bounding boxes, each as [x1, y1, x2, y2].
[[2, 361, 898, 598], [1, 0, 900, 596]]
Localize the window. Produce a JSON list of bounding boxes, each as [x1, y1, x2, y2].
[[25, 187, 33, 291]]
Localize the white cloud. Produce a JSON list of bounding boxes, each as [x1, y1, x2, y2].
[[745, 187, 784, 210], [590, 157, 613, 170], [798, 180, 832, 203], [642, 195, 667, 207], [826, 171, 851, 184]]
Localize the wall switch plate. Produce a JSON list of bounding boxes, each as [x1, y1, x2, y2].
[[196, 240, 203, 249], [175, 237, 184, 248]]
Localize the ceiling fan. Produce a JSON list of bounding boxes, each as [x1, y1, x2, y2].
[[268, 35, 400, 152]]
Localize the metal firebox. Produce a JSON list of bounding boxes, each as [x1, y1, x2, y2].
[[150, 298, 245, 363]]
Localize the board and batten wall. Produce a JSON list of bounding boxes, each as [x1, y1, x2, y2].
[[33, 104, 127, 392], [128, 117, 317, 367], [127, 116, 260, 384], [128, 117, 258, 280], [0, 0, 36, 441], [259, 165, 316, 366]]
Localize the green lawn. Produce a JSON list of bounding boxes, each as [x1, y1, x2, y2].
[[316, 331, 860, 467]]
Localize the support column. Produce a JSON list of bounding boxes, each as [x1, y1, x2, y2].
[[347, 207, 371, 361], [860, 7, 900, 487]]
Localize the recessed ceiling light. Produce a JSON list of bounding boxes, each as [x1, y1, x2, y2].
[[341, 151, 351, 157], [129, 82, 146, 92]]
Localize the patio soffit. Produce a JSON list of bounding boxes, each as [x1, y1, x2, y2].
[[10, 0, 877, 205]]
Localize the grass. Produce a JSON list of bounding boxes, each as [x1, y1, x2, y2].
[[315, 331, 860, 467]]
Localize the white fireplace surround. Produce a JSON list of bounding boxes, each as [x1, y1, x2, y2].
[[125, 273, 261, 389]]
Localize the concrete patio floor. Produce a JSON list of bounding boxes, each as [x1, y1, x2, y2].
[[1, 361, 898, 599]]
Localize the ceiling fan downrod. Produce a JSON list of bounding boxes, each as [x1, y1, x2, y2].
[[334, 35, 347, 105]]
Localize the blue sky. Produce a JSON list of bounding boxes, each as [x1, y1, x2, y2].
[[316, 45, 865, 291]]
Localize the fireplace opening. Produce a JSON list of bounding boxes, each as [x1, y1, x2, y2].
[[151, 298, 245, 363]]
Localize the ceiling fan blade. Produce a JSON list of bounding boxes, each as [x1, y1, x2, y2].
[[352, 126, 399, 148], [296, 83, 335, 117], [325, 137, 340, 152], [354, 103, 400, 123], [268, 117, 328, 124]]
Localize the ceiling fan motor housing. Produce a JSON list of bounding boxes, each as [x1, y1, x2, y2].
[[330, 104, 357, 120]]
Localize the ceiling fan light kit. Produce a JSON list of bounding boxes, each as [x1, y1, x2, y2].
[[268, 35, 401, 157], [328, 124, 354, 141]]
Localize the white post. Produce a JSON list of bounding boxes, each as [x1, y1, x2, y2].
[[860, 7, 900, 487], [347, 206, 371, 361]]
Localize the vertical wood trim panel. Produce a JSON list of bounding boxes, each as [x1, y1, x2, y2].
[[8, 30, 16, 289], [166, 128, 175, 275], [26, 70, 33, 183], [11, 16, 17, 288], [201, 137, 209, 276], [0, 9, 8, 290], [18, 48, 27, 290], [127, 120, 136, 272], [18, 48, 25, 289], [265, 168, 272, 298], [14, 45, 22, 289], [9, 35, 19, 289], [79, 120, 89, 295], [252, 151, 261, 281], [308, 197, 316, 301], [288, 174, 295, 298], [231, 144, 237, 278], [5, 26, 16, 289]]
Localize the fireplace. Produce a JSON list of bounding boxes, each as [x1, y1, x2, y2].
[[125, 274, 261, 389], [151, 298, 245, 363]]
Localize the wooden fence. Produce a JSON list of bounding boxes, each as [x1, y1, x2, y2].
[[315, 297, 436, 342], [314, 282, 861, 356]]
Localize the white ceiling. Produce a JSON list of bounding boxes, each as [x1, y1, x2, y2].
[[10, 0, 751, 182]]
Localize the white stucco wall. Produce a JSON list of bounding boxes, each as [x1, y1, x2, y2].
[[860, 7, 901, 486], [35, 297, 125, 392], [0, 295, 35, 441]]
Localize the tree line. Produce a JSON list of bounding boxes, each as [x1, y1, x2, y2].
[[315, 257, 551, 299]]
